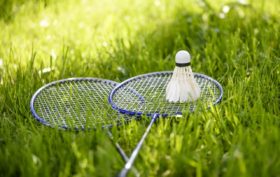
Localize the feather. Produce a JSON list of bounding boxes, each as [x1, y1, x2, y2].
[[166, 50, 201, 103]]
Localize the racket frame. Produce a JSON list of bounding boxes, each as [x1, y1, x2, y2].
[[31, 77, 118, 129], [108, 71, 224, 177], [109, 71, 223, 117], [30, 77, 140, 177]]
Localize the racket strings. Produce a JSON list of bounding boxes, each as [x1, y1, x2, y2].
[[33, 80, 126, 129], [111, 73, 222, 115]]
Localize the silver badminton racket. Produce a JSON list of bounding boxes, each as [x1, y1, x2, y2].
[[109, 71, 223, 177], [30, 78, 139, 177]]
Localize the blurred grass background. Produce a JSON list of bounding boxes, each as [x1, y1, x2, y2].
[[0, 0, 279, 176]]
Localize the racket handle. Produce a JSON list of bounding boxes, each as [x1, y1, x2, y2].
[[118, 114, 159, 177]]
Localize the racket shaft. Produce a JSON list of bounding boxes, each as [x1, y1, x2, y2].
[[118, 114, 159, 177], [106, 131, 140, 177]]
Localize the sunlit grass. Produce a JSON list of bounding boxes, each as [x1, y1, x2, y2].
[[0, 0, 279, 176]]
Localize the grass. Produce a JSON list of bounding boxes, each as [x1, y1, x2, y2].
[[0, 0, 279, 176]]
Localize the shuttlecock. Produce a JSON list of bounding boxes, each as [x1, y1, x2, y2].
[[166, 50, 201, 102]]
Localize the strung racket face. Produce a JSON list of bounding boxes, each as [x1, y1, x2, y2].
[[109, 71, 223, 117], [30, 78, 128, 130]]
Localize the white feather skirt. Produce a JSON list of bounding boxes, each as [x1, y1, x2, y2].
[[166, 66, 201, 102]]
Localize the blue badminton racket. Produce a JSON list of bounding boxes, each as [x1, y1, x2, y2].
[[109, 71, 223, 177], [30, 78, 139, 177]]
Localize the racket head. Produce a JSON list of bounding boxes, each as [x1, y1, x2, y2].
[[30, 78, 127, 130], [109, 71, 223, 117]]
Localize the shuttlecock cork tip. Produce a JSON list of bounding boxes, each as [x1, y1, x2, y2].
[[175, 50, 191, 66]]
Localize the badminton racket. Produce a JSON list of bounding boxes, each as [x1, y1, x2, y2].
[[30, 78, 140, 177], [109, 71, 223, 177]]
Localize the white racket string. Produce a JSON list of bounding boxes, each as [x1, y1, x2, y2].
[[31, 79, 129, 129], [110, 72, 223, 116]]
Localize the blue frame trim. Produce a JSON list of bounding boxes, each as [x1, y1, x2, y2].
[[109, 71, 224, 117], [30, 77, 118, 130]]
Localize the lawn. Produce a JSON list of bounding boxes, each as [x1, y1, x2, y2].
[[0, 0, 279, 176]]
